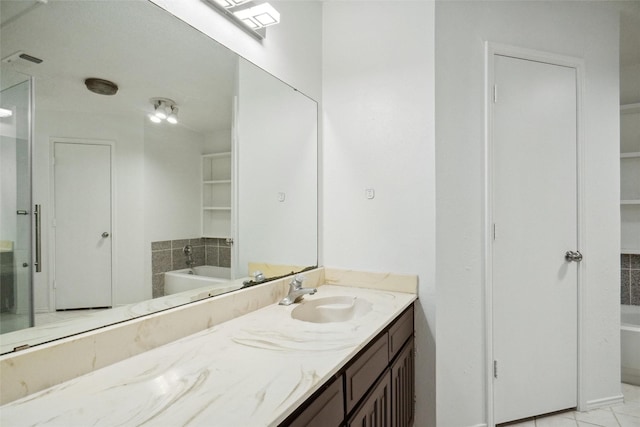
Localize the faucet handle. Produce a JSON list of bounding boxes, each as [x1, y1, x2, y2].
[[290, 274, 305, 288]]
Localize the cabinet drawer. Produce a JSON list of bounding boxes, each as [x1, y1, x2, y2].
[[388, 305, 414, 360], [287, 376, 344, 427], [345, 332, 389, 413]]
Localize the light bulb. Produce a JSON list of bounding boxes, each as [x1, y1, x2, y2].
[[154, 101, 168, 119], [167, 106, 178, 124], [148, 114, 161, 123]]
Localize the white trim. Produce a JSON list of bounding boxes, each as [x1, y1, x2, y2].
[[584, 394, 624, 411], [484, 42, 586, 426], [49, 137, 116, 309]]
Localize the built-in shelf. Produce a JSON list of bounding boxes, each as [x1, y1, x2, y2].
[[620, 103, 640, 253], [202, 152, 232, 238], [621, 103, 640, 113]]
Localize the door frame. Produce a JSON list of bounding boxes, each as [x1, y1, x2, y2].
[[49, 137, 116, 310], [483, 42, 586, 426]]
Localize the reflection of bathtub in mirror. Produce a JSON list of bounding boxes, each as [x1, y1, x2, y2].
[[164, 266, 238, 296]]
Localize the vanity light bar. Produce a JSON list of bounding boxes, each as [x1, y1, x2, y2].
[[233, 3, 280, 29], [203, 0, 279, 39], [0, 107, 13, 118]]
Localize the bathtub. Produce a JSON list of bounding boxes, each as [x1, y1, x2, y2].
[[621, 304, 640, 386], [164, 266, 239, 296]]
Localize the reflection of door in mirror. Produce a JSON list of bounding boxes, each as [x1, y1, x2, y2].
[[52, 141, 112, 310], [0, 71, 34, 333]]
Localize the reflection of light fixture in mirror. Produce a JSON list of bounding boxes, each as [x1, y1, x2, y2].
[[233, 3, 280, 29], [149, 98, 178, 124], [0, 108, 13, 118], [203, 0, 279, 39], [212, 0, 251, 7], [167, 107, 179, 124]]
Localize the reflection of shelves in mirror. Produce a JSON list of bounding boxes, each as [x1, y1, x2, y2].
[[620, 103, 640, 254], [202, 153, 232, 238]]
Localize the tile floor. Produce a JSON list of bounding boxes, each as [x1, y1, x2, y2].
[[505, 383, 640, 427]]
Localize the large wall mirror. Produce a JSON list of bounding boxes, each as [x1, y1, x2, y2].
[[0, 0, 317, 354]]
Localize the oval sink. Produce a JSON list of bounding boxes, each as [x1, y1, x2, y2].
[[291, 296, 372, 323]]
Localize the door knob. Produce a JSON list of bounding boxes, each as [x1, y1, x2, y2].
[[565, 251, 582, 262], [102, 232, 110, 238]]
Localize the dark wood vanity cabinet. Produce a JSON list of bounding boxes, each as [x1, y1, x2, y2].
[[280, 303, 415, 427]]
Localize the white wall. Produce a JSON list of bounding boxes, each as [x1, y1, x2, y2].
[[237, 58, 318, 276], [143, 121, 206, 292], [148, 0, 323, 101], [322, 2, 436, 426], [435, 2, 620, 425]]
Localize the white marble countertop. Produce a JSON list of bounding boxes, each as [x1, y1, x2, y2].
[[0, 284, 416, 427]]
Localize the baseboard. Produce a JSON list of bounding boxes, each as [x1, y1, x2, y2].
[[585, 394, 625, 411], [468, 424, 488, 427]]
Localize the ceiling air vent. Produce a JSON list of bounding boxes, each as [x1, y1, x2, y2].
[[1, 51, 43, 65]]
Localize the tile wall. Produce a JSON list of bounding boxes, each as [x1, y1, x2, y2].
[[621, 254, 640, 306], [151, 238, 232, 298]]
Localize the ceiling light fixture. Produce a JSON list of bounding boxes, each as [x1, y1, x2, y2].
[[0, 107, 13, 118], [149, 98, 178, 125], [166, 106, 178, 125]]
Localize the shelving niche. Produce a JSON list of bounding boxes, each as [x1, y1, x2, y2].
[[202, 152, 232, 238], [621, 103, 640, 254]]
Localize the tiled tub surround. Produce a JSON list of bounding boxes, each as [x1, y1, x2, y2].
[[621, 254, 640, 306], [0, 268, 417, 411], [152, 238, 231, 297]]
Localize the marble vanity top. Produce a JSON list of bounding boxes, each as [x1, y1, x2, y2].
[[0, 284, 416, 426]]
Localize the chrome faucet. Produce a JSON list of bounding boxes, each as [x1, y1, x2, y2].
[[183, 245, 196, 274], [279, 274, 317, 305]]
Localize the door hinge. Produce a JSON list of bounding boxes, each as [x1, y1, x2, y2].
[[493, 360, 498, 379], [493, 223, 497, 240], [493, 85, 498, 103]]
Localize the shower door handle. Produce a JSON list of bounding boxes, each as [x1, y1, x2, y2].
[[565, 251, 582, 262], [34, 204, 42, 272]]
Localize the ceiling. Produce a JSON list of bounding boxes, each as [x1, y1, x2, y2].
[[0, 0, 237, 134]]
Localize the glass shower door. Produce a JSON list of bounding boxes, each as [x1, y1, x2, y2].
[[0, 68, 34, 333]]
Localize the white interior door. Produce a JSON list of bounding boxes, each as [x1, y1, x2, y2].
[[492, 54, 578, 424], [54, 141, 112, 309]]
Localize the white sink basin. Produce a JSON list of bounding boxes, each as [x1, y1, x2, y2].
[[291, 296, 372, 323]]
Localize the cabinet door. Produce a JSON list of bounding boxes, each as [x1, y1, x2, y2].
[[347, 370, 392, 427], [391, 338, 415, 427], [286, 377, 344, 427]]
